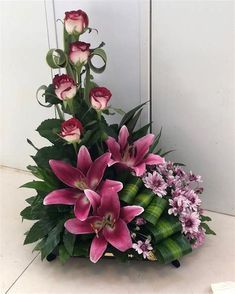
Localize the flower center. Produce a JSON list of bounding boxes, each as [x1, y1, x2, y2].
[[75, 179, 88, 190], [91, 213, 115, 237], [122, 145, 137, 166]]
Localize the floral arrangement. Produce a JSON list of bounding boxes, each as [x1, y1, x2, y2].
[[21, 9, 215, 266]]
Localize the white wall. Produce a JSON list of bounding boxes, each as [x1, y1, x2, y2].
[[152, 0, 235, 214], [0, 0, 53, 169]]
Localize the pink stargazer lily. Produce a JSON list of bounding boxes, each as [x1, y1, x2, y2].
[[65, 180, 144, 263], [106, 125, 165, 176], [43, 145, 112, 221]]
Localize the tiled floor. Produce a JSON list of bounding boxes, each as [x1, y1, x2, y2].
[[0, 166, 235, 294]]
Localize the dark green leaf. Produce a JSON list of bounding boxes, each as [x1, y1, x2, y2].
[[132, 123, 152, 141], [119, 101, 148, 128], [200, 215, 212, 222], [36, 119, 63, 144], [41, 221, 65, 259], [25, 196, 36, 205], [20, 181, 53, 193], [63, 230, 76, 255], [125, 109, 142, 133], [59, 244, 70, 264], [24, 219, 57, 245], [201, 223, 216, 235], [149, 128, 162, 153]]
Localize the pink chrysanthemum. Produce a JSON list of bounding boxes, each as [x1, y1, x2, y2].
[[168, 195, 190, 216], [180, 212, 201, 235], [132, 239, 153, 259], [142, 171, 167, 197], [184, 190, 201, 211], [191, 229, 206, 249]]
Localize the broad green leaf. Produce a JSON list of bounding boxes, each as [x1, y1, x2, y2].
[[41, 221, 65, 260], [36, 119, 63, 144], [25, 196, 36, 205], [24, 219, 57, 245], [63, 230, 76, 255], [20, 181, 53, 193], [45, 84, 61, 105], [59, 244, 70, 264], [200, 215, 212, 222]]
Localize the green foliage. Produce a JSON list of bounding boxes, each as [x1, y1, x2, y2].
[[46, 49, 68, 69], [89, 48, 107, 73], [24, 219, 57, 245], [201, 222, 216, 235], [36, 119, 63, 144], [119, 101, 148, 128]]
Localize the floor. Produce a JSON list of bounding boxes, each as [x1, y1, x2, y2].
[[0, 166, 235, 294]]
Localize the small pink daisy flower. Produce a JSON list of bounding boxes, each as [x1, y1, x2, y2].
[[180, 212, 201, 235], [143, 171, 167, 197], [132, 239, 153, 259]]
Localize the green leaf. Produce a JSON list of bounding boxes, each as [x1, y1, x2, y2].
[[26, 138, 39, 151], [201, 223, 216, 235], [149, 128, 162, 153], [45, 84, 61, 105], [21, 206, 38, 220], [125, 109, 142, 133], [155, 233, 192, 264], [119, 101, 148, 128], [24, 219, 57, 245], [20, 181, 53, 193], [33, 238, 46, 252], [89, 48, 107, 73], [46, 49, 68, 69], [63, 230, 76, 255], [159, 149, 175, 157], [59, 244, 70, 264], [32, 145, 74, 169], [143, 197, 168, 225], [132, 123, 152, 141], [36, 119, 63, 144], [41, 221, 65, 260], [147, 214, 182, 243], [25, 196, 36, 205], [200, 215, 212, 222]]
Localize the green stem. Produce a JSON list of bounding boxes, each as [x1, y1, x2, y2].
[[55, 104, 64, 120], [72, 142, 78, 154]]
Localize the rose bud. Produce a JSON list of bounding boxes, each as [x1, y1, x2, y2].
[[69, 41, 90, 66], [60, 118, 83, 143], [64, 10, 89, 35], [53, 74, 77, 101], [89, 87, 112, 110]]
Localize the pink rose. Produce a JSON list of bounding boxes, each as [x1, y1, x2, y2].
[[69, 41, 90, 66], [53, 74, 76, 101], [89, 87, 112, 110], [64, 10, 89, 35], [60, 118, 84, 143]]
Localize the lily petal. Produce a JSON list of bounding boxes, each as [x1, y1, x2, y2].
[[90, 235, 107, 263], [100, 179, 123, 194], [134, 134, 155, 164], [118, 125, 129, 151], [87, 153, 111, 189], [84, 189, 101, 212], [145, 153, 165, 165], [103, 219, 132, 252], [120, 206, 144, 223], [97, 189, 120, 220], [49, 160, 86, 188], [77, 145, 92, 174], [106, 137, 121, 161], [74, 195, 91, 221], [64, 218, 93, 234], [132, 162, 146, 176], [43, 188, 81, 205]]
